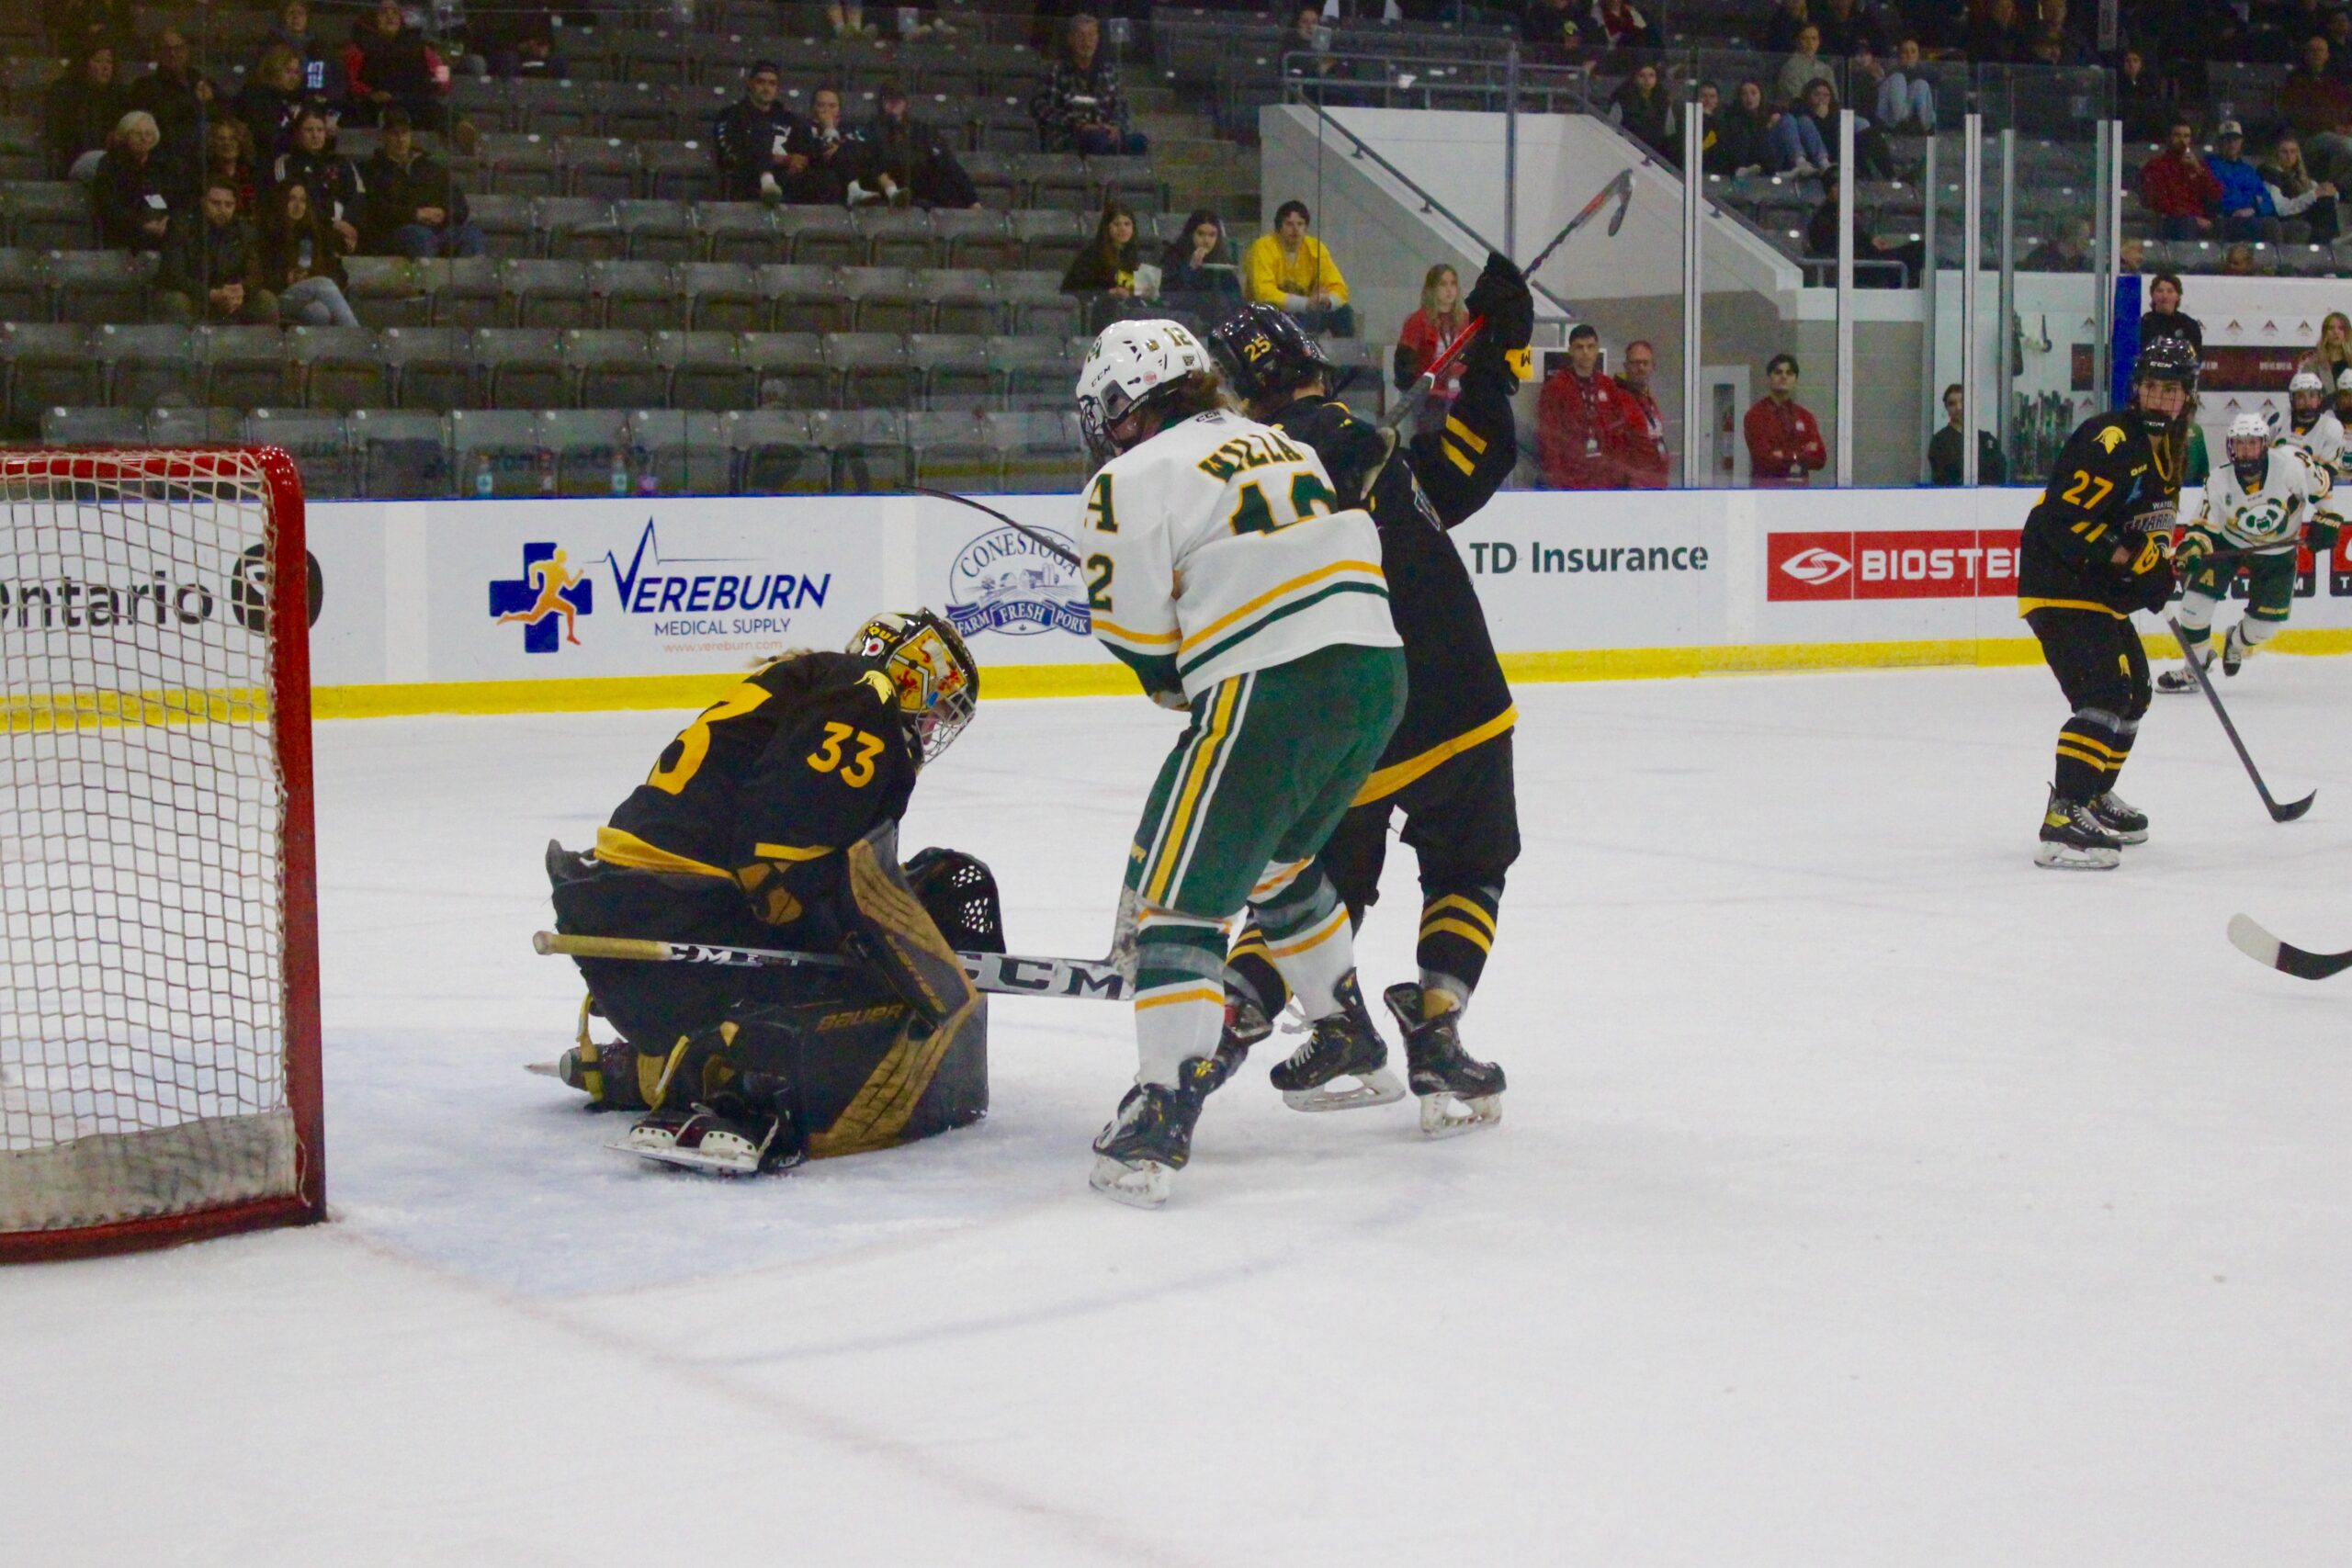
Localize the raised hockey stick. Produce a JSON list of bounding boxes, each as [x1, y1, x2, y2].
[[2165, 616, 2315, 821], [533, 930, 1131, 1001], [913, 486, 1080, 569], [1382, 168, 1636, 434], [2224, 912, 2352, 979]]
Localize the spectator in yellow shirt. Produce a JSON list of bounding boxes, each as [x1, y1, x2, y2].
[[1243, 199, 1357, 337]]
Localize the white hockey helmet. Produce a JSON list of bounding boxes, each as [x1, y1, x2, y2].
[[2337, 367, 2352, 392], [1075, 319, 1216, 461], [2290, 369, 2325, 394], [2290, 369, 2326, 413], [2228, 411, 2272, 467]]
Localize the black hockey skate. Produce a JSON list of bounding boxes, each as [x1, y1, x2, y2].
[[1089, 1077, 1208, 1208], [1266, 971, 1406, 1113], [1193, 988, 1273, 1096], [1382, 984, 1506, 1137], [2154, 647, 2212, 694], [2222, 620, 2252, 676], [615, 1077, 808, 1177], [2086, 788, 2148, 845], [2035, 788, 2122, 870]]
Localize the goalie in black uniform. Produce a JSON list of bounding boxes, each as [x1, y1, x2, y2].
[[541, 611, 999, 1174], [1199, 253, 1532, 1136]]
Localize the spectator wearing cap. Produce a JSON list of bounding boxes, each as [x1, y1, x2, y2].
[[1243, 199, 1356, 338], [1032, 14, 1147, 156], [782, 88, 865, 206], [712, 61, 801, 203], [2141, 118, 2223, 241], [854, 84, 979, 209], [2206, 119, 2281, 243], [358, 108, 483, 256]]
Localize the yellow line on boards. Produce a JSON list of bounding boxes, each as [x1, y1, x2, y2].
[[306, 633, 2352, 719]]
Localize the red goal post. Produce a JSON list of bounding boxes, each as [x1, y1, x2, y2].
[[1, 447, 323, 1260]]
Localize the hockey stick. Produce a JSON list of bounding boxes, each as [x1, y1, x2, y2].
[[533, 930, 1131, 1001], [1382, 168, 1636, 434], [2224, 912, 2352, 979], [912, 486, 1081, 569], [2165, 616, 2315, 821]]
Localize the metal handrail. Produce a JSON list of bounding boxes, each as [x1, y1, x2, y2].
[[1284, 96, 1578, 321]]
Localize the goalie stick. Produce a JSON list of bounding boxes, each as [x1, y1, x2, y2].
[[2165, 616, 2315, 822], [2224, 913, 2352, 980], [533, 930, 1131, 1001]]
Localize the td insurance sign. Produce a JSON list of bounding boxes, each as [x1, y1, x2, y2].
[[1768, 529, 2021, 601]]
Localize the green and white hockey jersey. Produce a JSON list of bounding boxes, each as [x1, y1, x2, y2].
[[2280, 409, 2346, 479], [1078, 406, 1401, 701], [2199, 446, 2328, 553]]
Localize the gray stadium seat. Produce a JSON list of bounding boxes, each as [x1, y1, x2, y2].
[[760, 263, 852, 333], [541, 408, 633, 495], [842, 265, 924, 334], [697, 202, 780, 263], [474, 328, 570, 409], [933, 208, 1018, 269], [909, 408, 1002, 491], [826, 332, 916, 409], [1, 321, 93, 430], [653, 329, 749, 410], [379, 326, 474, 411], [9, 183, 94, 251], [482, 133, 562, 197], [537, 196, 623, 262], [1012, 209, 1089, 272], [738, 331, 830, 409], [991, 409, 1087, 491], [513, 78, 593, 136], [616, 199, 698, 263], [589, 260, 678, 329], [195, 324, 289, 408], [1020, 154, 1096, 212], [350, 407, 449, 497], [1089, 156, 1165, 213], [996, 271, 1081, 338], [723, 408, 826, 493], [677, 261, 763, 332], [988, 333, 1075, 410], [910, 332, 997, 411], [147, 405, 244, 445], [641, 140, 718, 201], [469, 193, 539, 257], [628, 408, 728, 494], [561, 137, 639, 201], [859, 208, 940, 268], [0, 247, 44, 320], [48, 249, 150, 324], [450, 409, 546, 497], [813, 407, 910, 490], [426, 256, 503, 329], [594, 82, 671, 141], [94, 323, 193, 407], [42, 405, 146, 446], [345, 256, 430, 329], [963, 152, 1019, 209], [916, 267, 1000, 335], [246, 408, 356, 499], [781, 205, 865, 267], [566, 329, 665, 407], [502, 259, 594, 329]]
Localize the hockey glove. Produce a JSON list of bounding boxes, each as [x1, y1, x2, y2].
[[1463, 251, 1533, 376], [2172, 528, 2212, 575]]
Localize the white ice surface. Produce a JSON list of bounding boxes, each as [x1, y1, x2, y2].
[[10, 661, 2352, 1565]]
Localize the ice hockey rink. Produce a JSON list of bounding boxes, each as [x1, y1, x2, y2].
[[12, 657, 2352, 1565]]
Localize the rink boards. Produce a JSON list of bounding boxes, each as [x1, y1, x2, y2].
[[288, 487, 2352, 716]]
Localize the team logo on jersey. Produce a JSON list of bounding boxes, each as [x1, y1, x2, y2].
[[2097, 426, 2128, 453], [944, 525, 1090, 637]]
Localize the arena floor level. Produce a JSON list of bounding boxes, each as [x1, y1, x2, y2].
[[11, 661, 2352, 1564]]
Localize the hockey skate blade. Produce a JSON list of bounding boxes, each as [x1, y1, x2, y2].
[[2034, 841, 2120, 870], [1279, 1066, 1407, 1113], [1419, 1091, 1502, 1138], [1089, 1156, 1172, 1208], [524, 1059, 563, 1077], [612, 1134, 764, 1177]]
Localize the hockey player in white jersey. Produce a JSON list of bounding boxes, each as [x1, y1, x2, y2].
[[1072, 318, 1406, 1208], [2278, 369, 2345, 480], [2156, 412, 2335, 691]]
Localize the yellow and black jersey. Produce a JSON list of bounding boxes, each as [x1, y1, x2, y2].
[[1267, 362, 1517, 805], [599, 650, 919, 926], [2019, 410, 2184, 618]]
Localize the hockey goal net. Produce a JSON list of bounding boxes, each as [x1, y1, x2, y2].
[[1, 447, 322, 1260]]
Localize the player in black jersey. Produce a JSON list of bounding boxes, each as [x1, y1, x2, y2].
[[2017, 335, 2195, 870], [541, 610, 999, 1174], [1200, 254, 1531, 1135]]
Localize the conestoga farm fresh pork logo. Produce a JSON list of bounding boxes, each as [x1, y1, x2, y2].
[[945, 525, 1090, 637], [1768, 530, 2021, 601]]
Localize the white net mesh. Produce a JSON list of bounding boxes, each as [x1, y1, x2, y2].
[[1, 451, 304, 1239]]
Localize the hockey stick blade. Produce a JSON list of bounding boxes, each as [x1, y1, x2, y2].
[[912, 487, 1080, 569], [533, 931, 1131, 1001], [2165, 617, 2316, 821], [2225, 913, 2352, 980]]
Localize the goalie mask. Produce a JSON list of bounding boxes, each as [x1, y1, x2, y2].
[[2227, 411, 2272, 489], [848, 610, 979, 764], [1205, 303, 1334, 414], [1075, 319, 1217, 461]]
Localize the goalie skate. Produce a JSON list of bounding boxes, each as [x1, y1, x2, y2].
[[1382, 984, 1505, 1137], [1089, 1078, 1206, 1209], [615, 1104, 786, 1177], [1268, 972, 1406, 1112]]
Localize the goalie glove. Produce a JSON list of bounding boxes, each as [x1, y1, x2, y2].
[[1462, 251, 1533, 381]]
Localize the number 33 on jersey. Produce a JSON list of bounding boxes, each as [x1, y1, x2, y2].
[[1079, 405, 1399, 702]]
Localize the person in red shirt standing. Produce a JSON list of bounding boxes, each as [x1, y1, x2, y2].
[[1538, 323, 1638, 488], [1612, 337, 1671, 488], [1744, 352, 1828, 487], [1394, 263, 1469, 438], [2140, 118, 2223, 241]]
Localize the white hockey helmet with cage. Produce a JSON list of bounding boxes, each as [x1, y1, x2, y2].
[[1075, 319, 1215, 461], [2228, 411, 2273, 468], [2336, 367, 2352, 392], [2290, 369, 2325, 395], [847, 609, 979, 764]]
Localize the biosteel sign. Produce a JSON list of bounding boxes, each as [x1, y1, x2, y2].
[[1768, 530, 2021, 601]]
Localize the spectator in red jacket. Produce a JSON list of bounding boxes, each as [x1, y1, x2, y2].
[[1538, 323, 1641, 489], [2142, 118, 2224, 241], [1613, 337, 1671, 488], [1744, 353, 1827, 487]]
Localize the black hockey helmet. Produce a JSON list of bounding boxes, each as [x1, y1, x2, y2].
[[2132, 333, 2199, 395], [1206, 303, 1334, 412], [847, 609, 978, 763]]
